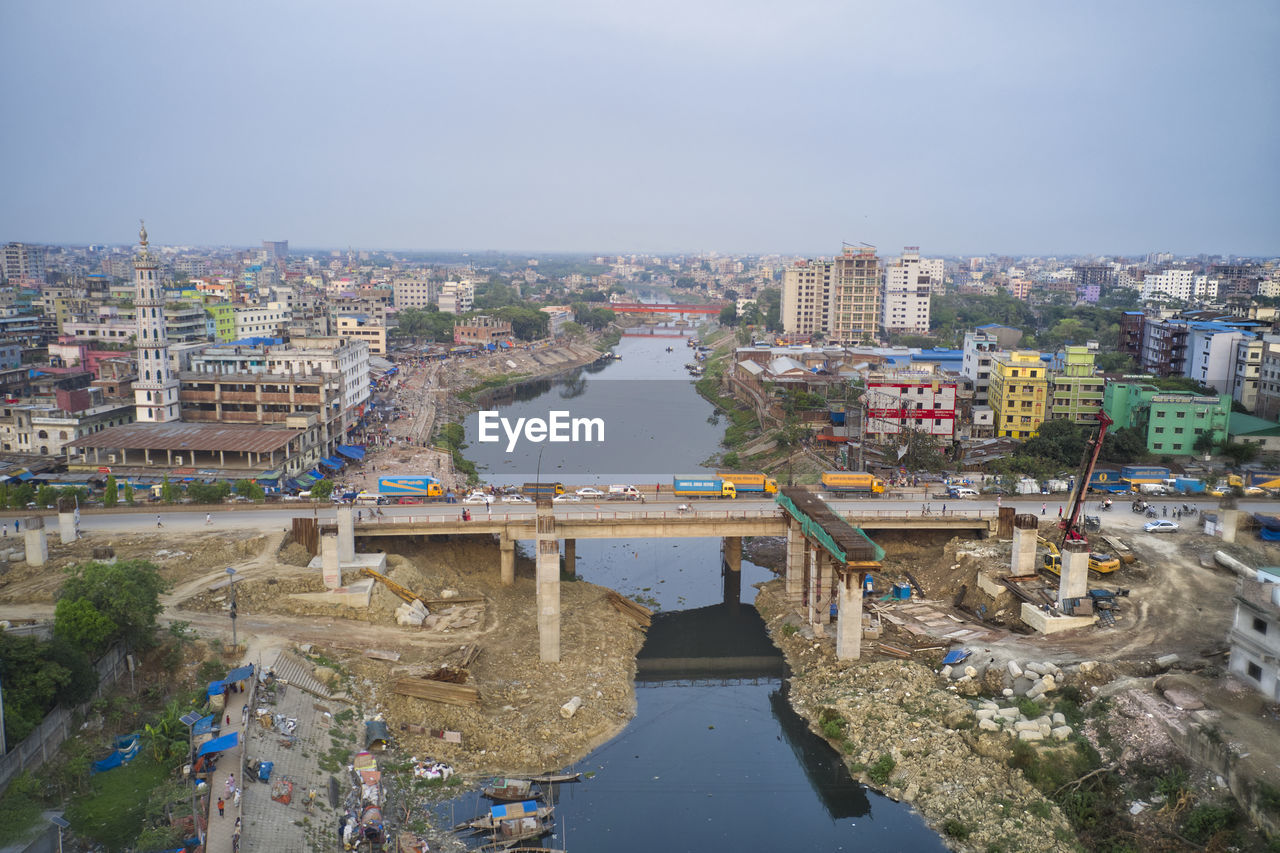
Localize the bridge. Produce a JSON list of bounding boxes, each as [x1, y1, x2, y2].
[[606, 302, 726, 314], [308, 499, 995, 664]]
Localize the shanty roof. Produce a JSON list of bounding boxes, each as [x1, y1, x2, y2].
[[66, 422, 299, 454]]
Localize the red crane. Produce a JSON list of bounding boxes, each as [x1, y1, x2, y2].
[[1060, 408, 1114, 546]]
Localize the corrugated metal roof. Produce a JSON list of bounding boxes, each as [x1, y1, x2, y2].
[[66, 422, 299, 454]]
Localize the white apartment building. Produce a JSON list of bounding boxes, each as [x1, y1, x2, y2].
[[393, 278, 435, 308], [1232, 337, 1263, 411], [438, 280, 474, 314], [1186, 325, 1250, 393], [1141, 268, 1195, 301], [1, 242, 46, 282], [233, 302, 292, 339], [881, 248, 940, 334], [1228, 575, 1280, 701], [962, 330, 1004, 406]]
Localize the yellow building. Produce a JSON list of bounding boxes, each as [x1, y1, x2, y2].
[[335, 313, 387, 355], [989, 350, 1048, 438]]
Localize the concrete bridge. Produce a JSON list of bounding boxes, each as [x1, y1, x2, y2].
[[312, 500, 996, 664]]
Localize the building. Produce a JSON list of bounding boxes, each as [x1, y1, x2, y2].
[[1227, 575, 1280, 701], [988, 351, 1048, 439], [780, 260, 833, 338], [961, 326, 1022, 407], [1185, 322, 1252, 393], [438, 281, 474, 314], [233, 303, 291, 340], [453, 315, 513, 346], [205, 302, 237, 342], [541, 305, 573, 337], [830, 247, 881, 345], [1253, 335, 1280, 420], [0, 387, 134, 456], [1049, 344, 1104, 424], [1, 242, 46, 283], [1119, 312, 1145, 361], [1141, 268, 1195, 302], [392, 278, 435, 309], [863, 371, 957, 442], [1232, 337, 1263, 412], [1140, 319, 1190, 377], [334, 314, 387, 355], [881, 248, 940, 334], [132, 223, 180, 423], [262, 240, 288, 263], [1103, 380, 1231, 456]]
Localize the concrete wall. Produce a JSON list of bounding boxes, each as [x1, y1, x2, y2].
[[1020, 603, 1095, 634]]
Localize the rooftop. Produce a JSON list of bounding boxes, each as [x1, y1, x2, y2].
[[66, 422, 299, 454]]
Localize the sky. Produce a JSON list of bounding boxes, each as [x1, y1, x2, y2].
[[2, 1, 1277, 257]]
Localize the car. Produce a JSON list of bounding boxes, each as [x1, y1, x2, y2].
[[553, 493, 582, 502], [1143, 519, 1180, 533], [576, 487, 604, 497], [463, 493, 494, 504], [502, 494, 532, 504]]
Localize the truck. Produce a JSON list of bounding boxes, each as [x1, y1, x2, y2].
[[1246, 471, 1280, 489], [1088, 470, 1128, 493], [716, 471, 779, 494], [820, 471, 885, 494], [1120, 465, 1170, 484], [1015, 478, 1041, 495], [1173, 476, 1205, 494], [378, 476, 443, 498], [672, 476, 736, 498], [1137, 482, 1168, 496], [522, 482, 566, 497]]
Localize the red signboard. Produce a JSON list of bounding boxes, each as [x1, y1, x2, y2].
[[98, 467, 111, 474]]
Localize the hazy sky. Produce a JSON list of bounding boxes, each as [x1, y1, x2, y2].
[[3, 1, 1277, 256]]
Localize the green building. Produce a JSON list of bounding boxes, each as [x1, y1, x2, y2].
[[1103, 380, 1231, 456], [205, 302, 237, 343], [1049, 345, 1105, 424]]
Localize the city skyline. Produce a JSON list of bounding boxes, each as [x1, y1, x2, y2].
[[2, 1, 1277, 256]]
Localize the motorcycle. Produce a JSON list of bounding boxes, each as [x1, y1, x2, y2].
[[1146, 508, 1158, 518]]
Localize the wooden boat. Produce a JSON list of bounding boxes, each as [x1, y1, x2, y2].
[[526, 772, 581, 784], [489, 812, 555, 846], [456, 800, 554, 833], [482, 778, 543, 802]]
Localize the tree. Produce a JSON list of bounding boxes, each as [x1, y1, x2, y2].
[[1220, 439, 1260, 466], [718, 304, 738, 327], [35, 485, 58, 508], [160, 475, 176, 504], [123, 481, 135, 505], [310, 479, 334, 501], [187, 481, 230, 503], [492, 305, 550, 340], [9, 482, 34, 509], [1095, 351, 1136, 374], [888, 426, 949, 473], [234, 479, 265, 501], [54, 598, 117, 654], [1099, 426, 1149, 463], [1193, 431, 1216, 456], [1022, 419, 1088, 468], [103, 475, 119, 508], [57, 560, 167, 651], [0, 634, 73, 743]]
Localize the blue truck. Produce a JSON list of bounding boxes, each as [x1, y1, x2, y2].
[[1174, 476, 1205, 494], [1120, 465, 1170, 484], [1088, 470, 1129, 493], [672, 476, 736, 498], [378, 476, 444, 498]]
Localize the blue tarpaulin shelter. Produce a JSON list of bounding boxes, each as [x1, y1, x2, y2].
[[206, 680, 225, 697], [225, 664, 254, 683], [91, 733, 141, 774], [197, 731, 239, 757], [337, 445, 365, 462], [319, 456, 345, 471], [192, 714, 216, 736]]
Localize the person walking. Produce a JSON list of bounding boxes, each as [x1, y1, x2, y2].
[[217, 797, 225, 817], [1058, 505, 1063, 518], [206, 512, 212, 525], [1163, 504, 1168, 517], [156, 514, 163, 527], [1041, 502, 1047, 515], [226, 773, 235, 796]]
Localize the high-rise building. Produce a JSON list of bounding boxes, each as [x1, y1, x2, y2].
[[1049, 344, 1104, 424], [881, 248, 940, 334], [1, 242, 46, 282], [262, 240, 289, 263], [780, 260, 833, 338], [988, 350, 1048, 438], [132, 222, 180, 423], [830, 247, 880, 345]]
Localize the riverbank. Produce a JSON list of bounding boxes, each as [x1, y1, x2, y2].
[[753, 580, 1077, 853]]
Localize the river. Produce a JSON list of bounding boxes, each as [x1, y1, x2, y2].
[[438, 328, 947, 851]]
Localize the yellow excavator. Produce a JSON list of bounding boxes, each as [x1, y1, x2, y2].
[[1039, 536, 1120, 575]]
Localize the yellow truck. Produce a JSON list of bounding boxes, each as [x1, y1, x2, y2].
[[715, 471, 779, 494], [820, 471, 886, 494]]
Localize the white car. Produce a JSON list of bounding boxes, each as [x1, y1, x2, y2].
[[1143, 519, 1179, 533], [463, 493, 494, 504], [553, 493, 582, 503], [576, 487, 604, 497], [501, 494, 532, 504]]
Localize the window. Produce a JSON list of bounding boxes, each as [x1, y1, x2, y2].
[[1246, 661, 1263, 682], [1254, 617, 1268, 635], [1176, 411, 1185, 418]]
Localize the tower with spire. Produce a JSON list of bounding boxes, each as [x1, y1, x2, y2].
[[132, 221, 180, 423]]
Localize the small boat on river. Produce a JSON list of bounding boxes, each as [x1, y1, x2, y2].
[[482, 777, 543, 802], [526, 771, 581, 784], [456, 800, 555, 833]]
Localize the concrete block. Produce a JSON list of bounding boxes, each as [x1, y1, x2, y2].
[[975, 709, 997, 721], [1026, 681, 1048, 701], [979, 701, 1000, 711], [1017, 730, 1044, 742], [1052, 712, 1066, 726], [1013, 676, 1034, 696], [1024, 661, 1044, 676], [1002, 688, 1014, 697], [1014, 720, 1041, 732], [1155, 653, 1179, 669], [940, 665, 952, 679], [978, 718, 1001, 732], [997, 707, 1020, 720], [1039, 723, 1052, 738], [1040, 674, 1056, 692], [1052, 725, 1073, 740], [1007, 660, 1024, 679], [964, 665, 978, 679]]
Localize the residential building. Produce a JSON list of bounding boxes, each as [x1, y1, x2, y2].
[[1185, 323, 1252, 393], [1227, 576, 1280, 701], [541, 305, 573, 337], [1254, 335, 1280, 420], [1141, 268, 1195, 302], [262, 240, 288, 264], [1103, 380, 1231, 455], [392, 278, 435, 309], [1049, 344, 1104, 424], [988, 351, 1048, 439], [1227, 415, 1280, 452], [165, 302, 210, 343], [863, 371, 957, 442], [830, 247, 881, 345], [335, 313, 387, 354], [1119, 312, 1145, 361], [1232, 337, 1263, 412], [1, 242, 46, 282], [780, 259, 833, 337], [453, 315, 513, 346], [233, 303, 291, 339], [881, 248, 939, 334], [205, 302, 237, 342], [132, 224, 180, 423], [438, 280, 474, 314], [961, 326, 1022, 407], [1140, 319, 1190, 377]]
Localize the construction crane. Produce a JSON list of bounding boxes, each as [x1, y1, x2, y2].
[[1059, 408, 1114, 547]]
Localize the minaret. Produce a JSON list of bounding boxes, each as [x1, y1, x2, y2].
[[132, 220, 180, 423]]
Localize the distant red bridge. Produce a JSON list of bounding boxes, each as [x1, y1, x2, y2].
[[608, 302, 726, 314]]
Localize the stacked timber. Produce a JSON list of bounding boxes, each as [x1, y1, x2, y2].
[[606, 591, 653, 627], [392, 676, 479, 707]]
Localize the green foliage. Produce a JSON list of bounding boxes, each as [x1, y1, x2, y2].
[[867, 753, 896, 787], [571, 303, 617, 331], [1182, 802, 1240, 845], [1098, 426, 1149, 464], [54, 597, 117, 654], [393, 306, 456, 342], [233, 479, 265, 501], [186, 481, 231, 504], [35, 485, 58, 507], [0, 634, 73, 743], [58, 560, 167, 651], [818, 708, 846, 740], [1094, 351, 1136, 373], [721, 451, 740, 469], [9, 482, 34, 508], [1016, 697, 1042, 718], [490, 304, 550, 340], [0, 772, 44, 845], [718, 304, 737, 326], [1255, 779, 1280, 816], [159, 475, 176, 504], [1219, 439, 1260, 466], [943, 819, 971, 840], [123, 481, 135, 505], [66, 753, 175, 850], [103, 474, 119, 508], [310, 478, 334, 501], [1021, 419, 1088, 469]]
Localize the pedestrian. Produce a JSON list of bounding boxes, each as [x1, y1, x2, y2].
[[942, 504, 947, 515], [226, 713, 231, 725], [241, 704, 248, 725], [1041, 502, 1047, 515], [233, 788, 241, 808], [14, 520, 18, 533], [206, 512, 212, 525], [1058, 505, 1063, 518], [156, 514, 163, 527], [218, 797, 225, 817], [996, 495, 1002, 508], [226, 773, 235, 796], [1163, 504, 1168, 517]]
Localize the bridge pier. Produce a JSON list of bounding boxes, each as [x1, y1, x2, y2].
[[1011, 514, 1039, 575], [722, 536, 741, 573], [58, 510, 77, 544], [563, 538, 576, 577], [785, 521, 805, 605], [23, 517, 47, 567], [499, 533, 515, 587], [835, 571, 863, 660], [321, 533, 341, 588], [337, 506, 356, 563], [1057, 540, 1090, 606], [535, 501, 561, 663]]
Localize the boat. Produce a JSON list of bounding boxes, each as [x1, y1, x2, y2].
[[526, 772, 581, 784], [456, 800, 555, 833], [488, 812, 556, 846], [483, 778, 543, 802]]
